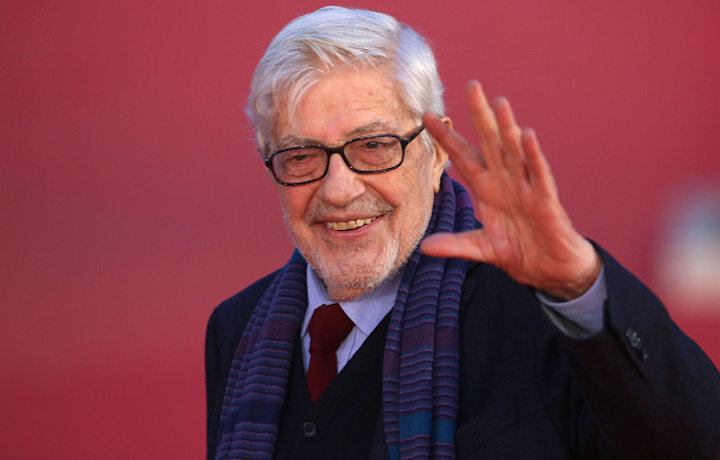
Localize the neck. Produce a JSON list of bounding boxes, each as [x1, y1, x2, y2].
[[326, 284, 377, 302]]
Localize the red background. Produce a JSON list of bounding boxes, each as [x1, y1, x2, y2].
[[2, 1, 719, 458]]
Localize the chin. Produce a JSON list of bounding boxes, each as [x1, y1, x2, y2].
[[319, 262, 393, 292], [302, 239, 402, 298]]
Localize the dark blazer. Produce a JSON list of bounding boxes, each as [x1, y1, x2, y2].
[[206, 246, 720, 459]]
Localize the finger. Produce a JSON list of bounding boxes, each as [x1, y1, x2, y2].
[[521, 128, 558, 197], [423, 112, 486, 183], [494, 97, 528, 181], [466, 81, 504, 171], [420, 231, 489, 262]]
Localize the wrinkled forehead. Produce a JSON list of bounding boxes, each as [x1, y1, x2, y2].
[[270, 66, 415, 149]]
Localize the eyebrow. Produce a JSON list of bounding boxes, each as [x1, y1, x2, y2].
[[346, 120, 398, 138], [276, 120, 401, 150]]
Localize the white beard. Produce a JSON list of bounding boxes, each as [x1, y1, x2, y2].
[[284, 195, 432, 300]]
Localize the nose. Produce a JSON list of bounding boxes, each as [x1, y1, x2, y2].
[[316, 153, 365, 206]]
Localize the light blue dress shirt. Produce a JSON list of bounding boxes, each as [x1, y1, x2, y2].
[[301, 263, 608, 373]]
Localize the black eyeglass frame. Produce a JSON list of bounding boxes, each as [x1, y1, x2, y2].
[[264, 125, 426, 186]]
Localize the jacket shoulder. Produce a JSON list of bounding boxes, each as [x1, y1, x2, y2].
[[209, 269, 281, 339], [205, 269, 281, 459]]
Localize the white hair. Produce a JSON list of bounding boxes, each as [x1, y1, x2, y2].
[[245, 6, 444, 155]]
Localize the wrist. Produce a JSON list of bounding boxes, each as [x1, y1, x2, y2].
[[542, 247, 602, 301]]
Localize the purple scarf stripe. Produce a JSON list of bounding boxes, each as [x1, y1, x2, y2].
[[383, 175, 474, 460], [217, 174, 475, 459]]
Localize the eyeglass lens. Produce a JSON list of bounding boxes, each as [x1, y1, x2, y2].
[[271, 135, 403, 184]]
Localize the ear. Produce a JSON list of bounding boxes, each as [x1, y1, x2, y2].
[[430, 116, 452, 193]]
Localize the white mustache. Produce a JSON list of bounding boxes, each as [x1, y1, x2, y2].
[[304, 197, 394, 224]]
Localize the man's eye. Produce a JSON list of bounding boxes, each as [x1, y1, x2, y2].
[[288, 153, 311, 162], [284, 149, 322, 163], [357, 139, 393, 151]]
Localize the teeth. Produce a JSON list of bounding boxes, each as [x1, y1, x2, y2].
[[326, 217, 375, 231]]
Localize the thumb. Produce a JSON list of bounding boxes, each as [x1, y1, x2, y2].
[[421, 231, 490, 262]]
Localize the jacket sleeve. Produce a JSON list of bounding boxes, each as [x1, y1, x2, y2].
[[557, 245, 720, 459], [205, 307, 223, 460]]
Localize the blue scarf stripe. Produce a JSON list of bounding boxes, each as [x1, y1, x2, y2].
[[382, 177, 475, 460], [216, 251, 308, 458], [217, 423, 277, 459], [217, 175, 475, 459]]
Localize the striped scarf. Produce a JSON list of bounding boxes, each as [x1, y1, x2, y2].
[[216, 174, 475, 459]]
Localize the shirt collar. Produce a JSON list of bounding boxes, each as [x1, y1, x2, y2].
[[302, 264, 403, 337]]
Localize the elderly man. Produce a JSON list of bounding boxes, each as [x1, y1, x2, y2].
[[205, 6, 720, 459]]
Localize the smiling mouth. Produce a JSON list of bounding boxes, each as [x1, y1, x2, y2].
[[325, 217, 377, 231]]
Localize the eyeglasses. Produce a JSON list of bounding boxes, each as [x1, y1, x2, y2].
[[265, 125, 425, 186]]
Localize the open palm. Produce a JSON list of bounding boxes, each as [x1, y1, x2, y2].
[[421, 81, 600, 300]]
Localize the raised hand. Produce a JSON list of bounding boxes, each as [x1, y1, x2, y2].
[[421, 81, 601, 300]]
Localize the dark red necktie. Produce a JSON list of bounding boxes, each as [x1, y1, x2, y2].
[[306, 303, 354, 402]]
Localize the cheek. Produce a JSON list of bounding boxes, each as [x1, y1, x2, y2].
[[381, 167, 435, 221], [277, 186, 314, 222], [376, 162, 430, 202], [403, 156, 436, 196], [278, 190, 303, 219], [404, 161, 437, 216]]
